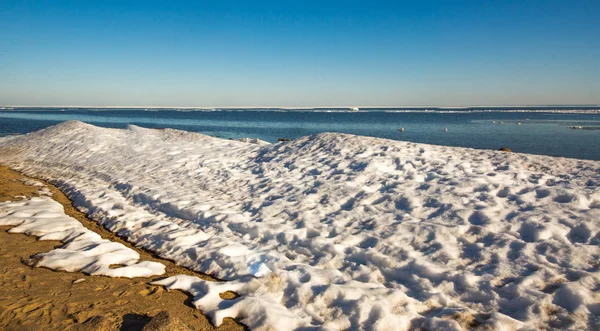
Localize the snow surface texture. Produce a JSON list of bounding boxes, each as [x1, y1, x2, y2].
[[1, 121, 599, 330], [0, 194, 165, 278]]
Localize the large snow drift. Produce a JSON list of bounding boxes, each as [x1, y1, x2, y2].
[[0, 121, 599, 330]]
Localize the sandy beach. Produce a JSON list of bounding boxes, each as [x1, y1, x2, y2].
[[0, 166, 244, 330]]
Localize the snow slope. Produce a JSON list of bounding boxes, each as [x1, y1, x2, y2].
[[0, 121, 599, 330]]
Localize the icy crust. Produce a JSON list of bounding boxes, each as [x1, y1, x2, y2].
[[1, 121, 600, 330], [0, 196, 165, 278]]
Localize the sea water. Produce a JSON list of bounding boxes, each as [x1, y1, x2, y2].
[[1, 107, 600, 160]]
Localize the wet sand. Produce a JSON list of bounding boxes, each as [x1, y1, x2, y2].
[[0, 166, 244, 330]]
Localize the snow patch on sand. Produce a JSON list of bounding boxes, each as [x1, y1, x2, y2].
[[1, 121, 599, 330], [0, 195, 165, 278], [19, 177, 53, 196]]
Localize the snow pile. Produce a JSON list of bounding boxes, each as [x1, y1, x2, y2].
[[0, 195, 165, 278], [152, 274, 308, 330], [0, 121, 599, 330]]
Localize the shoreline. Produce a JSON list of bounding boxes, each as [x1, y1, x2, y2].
[[2, 110, 600, 162], [0, 166, 244, 330]]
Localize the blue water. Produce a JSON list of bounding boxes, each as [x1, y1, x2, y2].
[[1, 107, 600, 160]]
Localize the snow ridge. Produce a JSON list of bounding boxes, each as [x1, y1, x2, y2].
[[0, 121, 599, 330]]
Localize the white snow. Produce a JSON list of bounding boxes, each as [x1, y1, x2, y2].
[[0, 195, 165, 278], [235, 137, 271, 145], [1, 121, 599, 330]]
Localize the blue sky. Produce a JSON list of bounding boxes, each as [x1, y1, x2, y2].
[[1, 0, 599, 107]]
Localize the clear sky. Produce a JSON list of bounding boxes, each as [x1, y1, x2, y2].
[[1, 0, 599, 107]]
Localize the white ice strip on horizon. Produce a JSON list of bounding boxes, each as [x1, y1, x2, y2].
[[0, 121, 599, 330], [0, 196, 165, 278]]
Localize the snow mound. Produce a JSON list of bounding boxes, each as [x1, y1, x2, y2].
[[1, 121, 599, 330], [0, 196, 165, 278]]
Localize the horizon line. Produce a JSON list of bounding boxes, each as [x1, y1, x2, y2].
[[2, 104, 600, 109]]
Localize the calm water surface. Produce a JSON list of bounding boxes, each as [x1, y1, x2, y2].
[[1, 108, 600, 160]]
